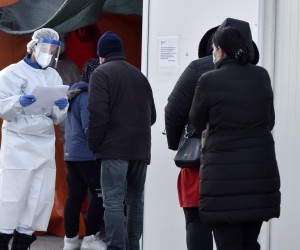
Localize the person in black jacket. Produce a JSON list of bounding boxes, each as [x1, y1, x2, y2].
[[189, 25, 280, 250], [165, 18, 261, 250], [165, 26, 217, 250], [87, 31, 156, 250]]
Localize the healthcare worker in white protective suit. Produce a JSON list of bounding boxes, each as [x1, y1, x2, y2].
[[0, 28, 68, 250]]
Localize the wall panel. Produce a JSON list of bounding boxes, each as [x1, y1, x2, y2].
[[271, 0, 300, 249]]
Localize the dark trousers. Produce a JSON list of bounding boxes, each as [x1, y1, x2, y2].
[[183, 207, 213, 250], [64, 161, 104, 238], [212, 221, 263, 250]]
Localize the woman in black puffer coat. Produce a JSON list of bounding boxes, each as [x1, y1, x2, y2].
[[189, 26, 280, 250]]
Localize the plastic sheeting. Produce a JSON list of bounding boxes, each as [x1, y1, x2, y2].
[[103, 0, 142, 16], [0, 0, 104, 34], [0, 0, 142, 35]]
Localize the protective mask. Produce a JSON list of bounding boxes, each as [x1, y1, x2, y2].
[[213, 53, 220, 64], [212, 54, 217, 64], [35, 51, 53, 68], [99, 57, 105, 64]]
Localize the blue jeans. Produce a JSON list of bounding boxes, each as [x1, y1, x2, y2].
[[101, 159, 147, 250]]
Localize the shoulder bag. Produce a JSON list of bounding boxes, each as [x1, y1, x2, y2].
[[174, 124, 202, 168]]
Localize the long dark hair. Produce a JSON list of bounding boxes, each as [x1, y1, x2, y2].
[[212, 26, 251, 64]]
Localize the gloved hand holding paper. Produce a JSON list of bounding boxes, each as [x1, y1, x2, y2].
[[25, 85, 69, 109]]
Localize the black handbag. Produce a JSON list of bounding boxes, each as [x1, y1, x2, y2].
[[174, 124, 202, 168]]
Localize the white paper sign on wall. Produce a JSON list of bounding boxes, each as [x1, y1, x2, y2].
[[158, 36, 179, 67]]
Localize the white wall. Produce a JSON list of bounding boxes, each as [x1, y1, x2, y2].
[[269, 0, 300, 249], [142, 1, 260, 249]]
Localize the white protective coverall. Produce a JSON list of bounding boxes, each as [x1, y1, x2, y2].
[[0, 59, 67, 231]]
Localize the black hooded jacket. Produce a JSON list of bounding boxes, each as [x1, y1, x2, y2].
[[165, 56, 214, 150], [165, 29, 215, 150]]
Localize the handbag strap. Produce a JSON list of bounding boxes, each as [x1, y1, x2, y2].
[[184, 124, 196, 138]]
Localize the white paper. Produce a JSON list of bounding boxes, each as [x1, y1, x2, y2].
[[158, 36, 179, 67], [25, 85, 69, 109]]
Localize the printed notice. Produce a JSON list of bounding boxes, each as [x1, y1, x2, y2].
[[158, 36, 179, 67]]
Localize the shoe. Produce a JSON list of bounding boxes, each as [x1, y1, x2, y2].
[[11, 231, 36, 250], [80, 232, 106, 250], [0, 233, 13, 250], [63, 235, 80, 250]]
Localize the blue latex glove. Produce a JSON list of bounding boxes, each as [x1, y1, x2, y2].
[[54, 98, 68, 110], [19, 95, 36, 107]]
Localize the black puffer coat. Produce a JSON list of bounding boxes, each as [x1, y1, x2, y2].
[[165, 56, 214, 150], [189, 58, 281, 224], [88, 53, 156, 164]]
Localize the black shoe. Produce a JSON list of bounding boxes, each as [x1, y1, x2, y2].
[[11, 231, 36, 250], [0, 233, 13, 250]]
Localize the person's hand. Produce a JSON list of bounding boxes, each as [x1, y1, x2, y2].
[[19, 95, 36, 107], [54, 98, 68, 110]]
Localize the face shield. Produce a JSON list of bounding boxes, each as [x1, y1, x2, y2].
[[34, 38, 61, 68]]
